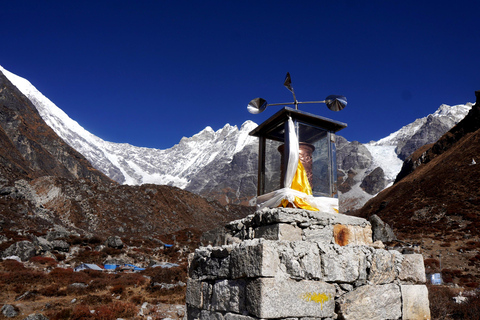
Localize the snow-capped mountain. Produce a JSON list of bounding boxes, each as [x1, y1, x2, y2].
[[336, 103, 471, 211], [0, 65, 257, 200], [1, 65, 472, 210], [374, 103, 472, 160]]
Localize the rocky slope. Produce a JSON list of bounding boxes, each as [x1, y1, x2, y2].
[[355, 90, 480, 286]]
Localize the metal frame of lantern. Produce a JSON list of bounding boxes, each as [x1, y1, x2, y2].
[[249, 107, 347, 199], [247, 73, 348, 211]]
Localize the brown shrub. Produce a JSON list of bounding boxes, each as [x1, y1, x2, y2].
[[30, 256, 57, 267], [0, 259, 26, 272], [442, 269, 463, 280], [88, 277, 111, 291], [48, 268, 89, 285], [102, 247, 122, 256], [143, 265, 186, 284], [130, 295, 143, 304], [95, 301, 137, 320], [74, 249, 105, 264], [48, 308, 72, 320], [111, 272, 146, 287], [110, 284, 125, 295], [70, 304, 96, 320], [82, 294, 113, 306], [424, 258, 440, 273], [453, 294, 480, 319], [38, 284, 65, 297], [429, 285, 480, 320], [1, 269, 45, 285], [428, 285, 456, 319]]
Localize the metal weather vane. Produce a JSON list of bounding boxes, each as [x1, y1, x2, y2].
[[247, 72, 347, 114]]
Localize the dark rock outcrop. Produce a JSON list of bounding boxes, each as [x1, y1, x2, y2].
[[337, 140, 372, 171], [360, 167, 385, 195], [2, 240, 36, 261]]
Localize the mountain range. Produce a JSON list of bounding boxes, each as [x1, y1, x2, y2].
[[0, 65, 471, 212]]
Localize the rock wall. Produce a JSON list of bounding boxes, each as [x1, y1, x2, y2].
[[187, 207, 430, 320]]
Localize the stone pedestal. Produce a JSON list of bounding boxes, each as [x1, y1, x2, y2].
[[187, 207, 431, 320]]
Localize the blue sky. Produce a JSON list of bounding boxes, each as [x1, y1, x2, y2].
[[1, 1, 479, 149]]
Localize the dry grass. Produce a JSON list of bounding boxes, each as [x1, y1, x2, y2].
[[429, 285, 480, 319]]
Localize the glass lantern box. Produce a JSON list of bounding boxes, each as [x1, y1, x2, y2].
[[249, 107, 347, 200]]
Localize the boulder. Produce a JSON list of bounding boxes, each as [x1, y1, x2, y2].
[[3, 241, 36, 261], [51, 240, 70, 252], [369, 214, 396, 243], [276, 240, 322, 280], [321, 245, 368, 283], [105, 236, 123, 249], [1, 304, 19, 318], [360, 167, 385, 195], [33, 237, 52, 252], [189, 246, 231, 280]]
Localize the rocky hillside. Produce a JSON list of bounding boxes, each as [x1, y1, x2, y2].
[[355, 90, 480, 286]]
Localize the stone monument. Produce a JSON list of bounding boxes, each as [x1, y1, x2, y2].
[[186, 207, 430, 320]]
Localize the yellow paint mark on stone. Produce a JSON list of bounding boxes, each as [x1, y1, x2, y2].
[[301, 292, 332, 310]]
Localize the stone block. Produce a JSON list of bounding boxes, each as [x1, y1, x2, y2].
[[333, 224, 373, 246], [211, 279, 246, 313], [255, 223, 302, 241], [401, 285, 431, 320], [246, 278, 335, 319], [277, 241, 322, 280], [255, 207, 311, 225], [186, 279, 212, 309], [189, 247, 231, 280], [303, 225, 333, 243], [186, 279, 202, 308], [199, 310, 224, 320], [368, 249, 397, 284], [224, 313, 257, 320], [337, 283, 402, 320], [399, 254, 426, 284], [230, 239, 278, 279], [322, 245, 367, 283]]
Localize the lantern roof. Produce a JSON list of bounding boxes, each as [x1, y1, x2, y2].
[[249, 107, 347, 141]]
